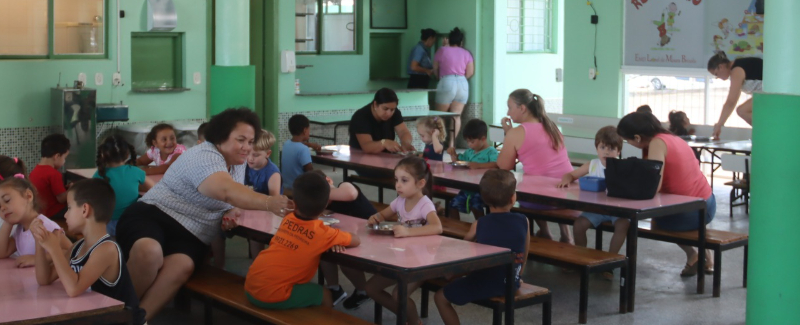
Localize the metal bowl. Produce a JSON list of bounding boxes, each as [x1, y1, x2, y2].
[[395, 150, 418, 156], [320, 217, 339, 226], [367, 221, 400, 234], [316, 149, 336, 156], [451, 161, 470, 167]]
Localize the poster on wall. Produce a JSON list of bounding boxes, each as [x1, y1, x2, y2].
[[624, 0, 706, 69], [624, 0, 764, 70]]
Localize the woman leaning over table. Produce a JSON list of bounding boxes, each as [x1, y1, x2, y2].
[[617, 112, 716, 276], [115, 108, 291, 321]]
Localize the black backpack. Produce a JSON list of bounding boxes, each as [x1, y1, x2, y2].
[[604, 157, 663, 200]]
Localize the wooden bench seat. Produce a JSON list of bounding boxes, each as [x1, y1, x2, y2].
[[440, 218, 626, 324], [596, 220, 748, 298], [420, 278, 552, 325], [183, 267, 372, 325]]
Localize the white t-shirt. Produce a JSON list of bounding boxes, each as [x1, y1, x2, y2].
[[389, 195, 436, 227], [587, 158, 606, 178]]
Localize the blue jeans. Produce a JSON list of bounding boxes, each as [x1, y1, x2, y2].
[[653, 194, 716, 232]]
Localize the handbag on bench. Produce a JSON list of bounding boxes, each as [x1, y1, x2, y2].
[[604, 157, 663, 200]]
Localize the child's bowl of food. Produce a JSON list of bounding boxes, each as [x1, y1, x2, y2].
[[579, 176, 606, 192], [320, 217, 340, 226], [395, 150, 418, 156], [322, 209, 334, 217], [451, 161, 470, 168], [316, 149, 336, 156], [367, 221, 400, 234]]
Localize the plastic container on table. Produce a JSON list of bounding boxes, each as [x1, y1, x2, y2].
[[579, 176, 607, 192]]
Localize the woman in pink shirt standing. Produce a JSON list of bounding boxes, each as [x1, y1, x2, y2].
[[617, 112, 717, 276], [433, 27, 474, 147], [497, 89, 574, 243]]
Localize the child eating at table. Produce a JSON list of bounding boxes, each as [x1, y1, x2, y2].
[[93, 135, 155, 237], [0, 177, 71, 268], [435, 169, 529, 325], [557, 126, 629, 279], [365, 156, 443, 325], [29, 134, 71, 219], [445, 119, 498, 220], [244, 130, 282, 259], [416, 116, 447, 162], [281, 115, 319, 192], [136, 123, 186, 175], [0, 156, 27, 229], [245, 172, 360, 309], [32, 179, 146, 324], [310, 170, 377, 308]]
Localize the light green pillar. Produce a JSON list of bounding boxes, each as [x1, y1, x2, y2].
[[215, 0, 250, 66], [747, 0, 800, 323]]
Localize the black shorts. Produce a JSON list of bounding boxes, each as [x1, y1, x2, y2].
[[116, 202, 209, 267]]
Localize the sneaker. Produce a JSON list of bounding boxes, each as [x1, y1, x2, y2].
[[330, 286, 348, 306], [343, 290, 370, 310]]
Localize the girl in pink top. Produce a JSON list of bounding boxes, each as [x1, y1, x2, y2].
[[497, 89, 574, 244], [136, 123, 187, 175], [433, 27, 475, 147], [617, 112, 716, 277]]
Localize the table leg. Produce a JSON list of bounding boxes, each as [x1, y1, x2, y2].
[[697, 208, 707, 294], [396, 279, 408, 325], [709, 150, 715, 188], [343, 168, 350, 183], [505, 262, 515, 325], [333, 125, 340, 145], [626, 217, 639, 312]]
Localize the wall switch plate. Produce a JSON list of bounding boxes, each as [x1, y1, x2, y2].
[[78, 73, 87, 85], [193, 72, 201, 85], [557, 117, 574, 124], [589, 68, 596, 80], [112, 72, 122, 86], [556, 68, 563, 82], [94, 73, 103, 86]]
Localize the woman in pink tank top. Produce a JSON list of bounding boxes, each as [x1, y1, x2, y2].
[[497, 89, 574, 244], [617, 112, 717, 277]]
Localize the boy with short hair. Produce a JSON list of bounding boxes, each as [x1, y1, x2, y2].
[[32, 179, 146, 324], [30, 134, 71, 219], [435, 169, 529, 325], [445, 119, 499, 219], [197, 122, 208, 144], [557, 126, 628, 279], [244, 130, 282, 259], [245, 172, 360, 309], [281, 115, 320, 191]]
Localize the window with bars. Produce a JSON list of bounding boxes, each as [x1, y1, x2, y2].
[[624, 74, 752, 128], [506, 0, 554, 53], [295, 0, 358, 54]]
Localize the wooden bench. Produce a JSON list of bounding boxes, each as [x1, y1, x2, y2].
[[596, 220, 748, 298], [182, 267, 372, 325], [419, 278, 552, 325], [439, 218, 627, 324]]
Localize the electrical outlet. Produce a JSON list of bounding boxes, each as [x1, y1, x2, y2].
[[112, 72, 122, 86], [555, 68, 563, 82], [94, 73, 103, 86], [589, 68, 596, 80], [78, 73, 87, 84]]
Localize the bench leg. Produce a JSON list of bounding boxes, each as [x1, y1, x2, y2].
[[579, 269, 589, 324], [713, 249, 722, 298], [317, 266, 324, 285], [204, 297, 213, 325], [420, 286, 429, 318], [374, 302, 383, 324], [492, 305, 502, 325], [175, 288, 191, 312], [379, 186, 384, 204], [543, 297, 552, 325], [595, 228, 603, 250], [743, 245, 748, 288]]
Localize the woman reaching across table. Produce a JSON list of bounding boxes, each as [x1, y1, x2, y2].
[[708, 51, 762, 138]]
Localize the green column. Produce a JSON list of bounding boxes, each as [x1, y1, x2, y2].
[[210, 0, 255, 116], [215, 0, 250, 66], [747, 0, 800, 323]]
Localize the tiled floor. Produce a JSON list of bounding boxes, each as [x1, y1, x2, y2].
[[151, 164, 748, 325]]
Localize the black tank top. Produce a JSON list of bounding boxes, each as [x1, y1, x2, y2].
[[326, 183, 378, 219], [731, 57, 763, 81], [70, 235, 146, 324]]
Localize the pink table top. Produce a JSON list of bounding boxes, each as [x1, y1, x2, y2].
[[315, 146, 704, 214], [0, 259, 124, 323], [236, 210, 510, 269]]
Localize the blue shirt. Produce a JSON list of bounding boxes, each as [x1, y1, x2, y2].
[[93, 165, 146, 221], [245, 159, 282, 195], [280, 140, 312, 190], [407, 42, 433, 75], [422, 143, 443, 161]]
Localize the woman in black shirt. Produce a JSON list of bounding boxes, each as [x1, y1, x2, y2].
[[348, 88, 415, 153], [707, 52, 762, 137]]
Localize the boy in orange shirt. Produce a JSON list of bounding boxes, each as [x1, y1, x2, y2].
[[245, 172, 360, 309]]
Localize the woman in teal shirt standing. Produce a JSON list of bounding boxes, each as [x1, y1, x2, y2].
[[407, 28, 437, 89]]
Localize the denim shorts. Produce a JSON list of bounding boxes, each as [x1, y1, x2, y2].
[[652, 194, 717, 232], [580, 213, 620, 228], [436, 75, 469, 104]]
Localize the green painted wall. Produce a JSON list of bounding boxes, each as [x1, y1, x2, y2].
[[562, 0, 623, 118], [0, 0, 209, 128], [209, 65, 256, 116], [491, 0, 565, 123]]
